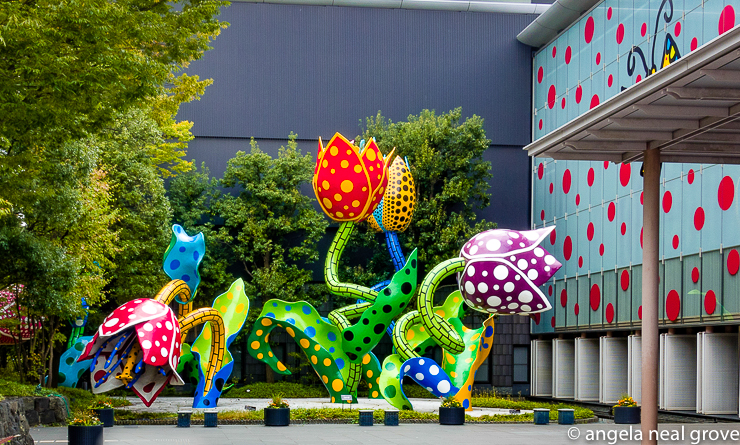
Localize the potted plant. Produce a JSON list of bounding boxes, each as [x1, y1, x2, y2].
[[68, 412, 103, 445], [613, 395, 640, 424], [264, 394, 290, 426], [439, 397, 465, 425], [89, 400, 115, 427]]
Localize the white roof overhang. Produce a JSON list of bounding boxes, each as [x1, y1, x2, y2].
[[524, 25, 740, 165]]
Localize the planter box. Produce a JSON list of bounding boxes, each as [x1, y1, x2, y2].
[[358, 410, 374, 426], [93, 409, 114, 428], [613, 406, 640, 424], [177, 410, 192, 428], [264, 408, 290, 426], [68, 425, 104, 445], [439, 407, 465, 425], [533, 408, 550, 425]]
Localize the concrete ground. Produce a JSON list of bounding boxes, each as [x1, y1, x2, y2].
[[31, 423, 740, 445], [121, 397, 531, 418]]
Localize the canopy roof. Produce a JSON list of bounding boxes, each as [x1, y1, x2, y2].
[[524, 26, 740, 165]]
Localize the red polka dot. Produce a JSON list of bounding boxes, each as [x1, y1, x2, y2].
[[615, 23, 625, 44], [596, 52, 601, 65], [608, 202, 616, 222], [687, 169, 695, 184], [674, 21, 681, 36], [607, 6, 613, 20], [590, 94, 600, 109], [691, 37, 698, 51], [548, 285, 553, 296], [640, 191, 644, 205], [574, 303, 580, 316], [539, 119, 543, 130], [621, 270, 630, 291], [640, 227, 643, 248], [638, 305, 642, 320], [604, 161, 609, 170], [728, 249, 740, 275], [578, 256, 584, 268], [548, 85, 557, 109], [618, 164, 630, 187], [143, 382, 157, 393], [550, 229, 557, 245], [599, 243, 604, 256], [691, 267, 700, 284], [590, 284, 601, 311], [705, 290, 717, 315], [641, 22, 647, 37], [561, 97, 566, 109], [565, 46, 572, 64], [537, 163, 544, 180], [585, 16, 595, 43], [606, 303, 615, 323], [662, 191, 672, 213], [672, 235, 679, 250], [587, 222, 595, 241], [560, 289, 567, 307], [636, 74, 642, 83], [719, 5, 735, 35], [718, 176, 735, 210], [94, 370, 106, 382], [549, 183, 554, 194], [621, 222, 627, 236], [551, 317, 556, 328], [533, 313, 541, 325], [537, 66, 544, 83], [587, 167, 595, 186], [694, 207, 705, 231], [575, 85, 583, 103], [576, 194, 581, 206], [563, 169, 572, 194], [608, 74, 613, 87], [666, 290, 681, 321], [564, 236, 573, 260], [552, 46, 557, 58], [540, 209, 545, 221]]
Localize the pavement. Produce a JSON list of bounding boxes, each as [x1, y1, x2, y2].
[[120, 397, 531, 418], [31, 423, 740, 445]]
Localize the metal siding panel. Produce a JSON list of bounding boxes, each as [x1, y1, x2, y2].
[[578, 210, 590, 276], [701, 250, 723, 322], [568, 279, 579, 328], [616, 195, 632, 269], [603, 271, 617, 326], [681, 164, 702, 255], [632, 265, 643, 322], [721, 165, 740, 248], [578, 278, 590, 326], [663, 258, 683, 322], [566, 212, 579, 277], [682, 255, 702, 320], [631, 188, 644, 266], [603, 196, 618, 271], [722, 247, 740, 317], [701, 165, 723, 250], [565, 162, 578, 216], [576, 161, 590, 214], [604, 162, 618, 201], [617, 267, 632, 323], [591, 274, 604, 327], [552, 217, 566, 281], [663, 177, 682, 260], [556, 280, 568, 328], [617, 0, 635, 89], [555, 161, 567, 220]]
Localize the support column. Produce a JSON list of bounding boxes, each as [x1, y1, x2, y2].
[[641, 148, 661, 445]]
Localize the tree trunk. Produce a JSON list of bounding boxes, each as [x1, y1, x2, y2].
[[265, 364, 274, 383]]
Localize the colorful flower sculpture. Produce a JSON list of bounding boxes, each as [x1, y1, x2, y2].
[[367, 156, 416, 234], [0, 285, 42, 344]]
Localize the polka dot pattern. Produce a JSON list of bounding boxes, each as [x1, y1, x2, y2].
[[367, 156, 416, 233], [163, 224, 205, 302], [399, 357, 458, 398]]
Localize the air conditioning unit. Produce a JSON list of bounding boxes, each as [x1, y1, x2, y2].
[[659, 334, 697, 410], [628, 335, 642, 405], [553, 339, 575, 398], [575, 337, 599, 401], [600, 337, 628, 404], [531, 339, 553, 396], [696, 332, 739, 415]]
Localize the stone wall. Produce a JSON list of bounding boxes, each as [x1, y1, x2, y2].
[[0, 396, 68, 445]]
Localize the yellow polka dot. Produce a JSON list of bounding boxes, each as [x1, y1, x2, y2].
[[331, 168, 335, 174], [419, 326, 425, 332], [314, 344, 321, 351], [336, 211, 344, 218], [352, 200, 360, 208], [256, 330, 263, 336], [435, 310, 445, 317], [377, 174, 381, 179], [265, 334, 270, 342], [334, 193, 342, 202], [268, 351, 273, 357], [375, 377, 379, 384], [220, 305, 228, 313], [341, 160, 349, 168], [469, 344, 476, 351], [453, 297, 459, 303], [286, 327, 295, 337], [446, 354, 456, 364], [322, 159, 328, 168], [251, 341, 260, 350], [470, 334, 481, 342], [362, 354, 371, 365], [450, 371, 457, 378], [369, 166, 374, 171], [362, 187, 367, 192], [311, 355, 318, 364], [277, 361, 287, 371], [354, 165, 362, 173], [323, 358, 331, 367], [226, 292, 233, 300], [340, 180, 354, 193], [261, 318, 272, 326], [330, 146, 338, 156], [322, 180, 330, 190], [332, 379, 344, 392], [300, 338, 310, 349], [366, 370, 373, 378], [257, 353, 263, 359], [192, 346, 199, 353], [349, 212, 355, 217], [202, 329, 211, 340], [466, 358, 474, 363], [406, 330, 415, 341], [346, 149, 352, 155], [372, 391, 378, 398], [323, 375, 329, 384], [322, 198, 333, 209], [236, 303, 244, 313], [366, 148, 377, 161], [331, 397, 335, 403]]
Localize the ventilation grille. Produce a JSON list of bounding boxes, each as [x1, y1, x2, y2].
[[660, 334, 697, 411], [600, 337, 628, 404], [532, 340, 553, 396], [553, 339, 575, 398], [575, 338, 600, 401], [628, 335, 642, 405], [698, 333, 739, 415]]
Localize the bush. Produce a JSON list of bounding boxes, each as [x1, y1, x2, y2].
[[471, 391, 593, 420]]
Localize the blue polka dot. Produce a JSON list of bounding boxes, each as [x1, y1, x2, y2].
[[179, 246, 186, 253], [327, 332, 336, 342], [483, 342, 489, 349], [193, 251, 200, 261], [174, 226, 181, 233], [170, 260, 181, 270], [321, 317, 331, 324], [286, 318, 295, 325], [463, 399, 470, 409], [468, 385, 472, 391], [285, 305, 291, 311], [335, 358, 345, 370], [302, 306, 311, 315], [316, 319, 321, 324], [273, 302, 278, 307], [304, 326, 316, 338], [329, 347, 335, 353], [266, 312, 275, 318], [484, 326, 493, 337], [181, 274, 190, 282]]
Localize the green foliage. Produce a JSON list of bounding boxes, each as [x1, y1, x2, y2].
[[68, 412, 102, 427], [471, 393, 593, 420], [441, 397, 462, 408], [223, 382, 327, 399], [267, 393, 290, 409], [356, 108, 495, 277]]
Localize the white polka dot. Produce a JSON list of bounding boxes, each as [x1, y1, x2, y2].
[[165, 321, 173, 330], [404, 365, 411, 373], [531, 259, 537, 264], [545, 266, 551, 272], [493, 284, 499, 291], [519, 291, 534, 303], [437, 381, 451, 394], [128, 308, 134, 312], [519, 242, 526, 247], [104, 318, 119, 327], [128, 314, 137, 319], [470, 245, 479, 255], [118, 323, 125, 328], [427, 387, 433, 392], [138, 331, 144, 337], [517, 259, 528, 270], [487, 296, 502, 307], [487, 307, 498, 313], [465, 281, 476, 295], [545, 255, 556, 265], [477, 282, 489, 293], [419, 359, 425, 365], [494, 265, 509, 280], [508, 302, 519, 310], [150, 356, 157, 363], [143, 323, 153, 332], [534, 247, 545, 257], [509, 232, 520, 239], [504, 282, 515, 293], [521, 304, 532, 312], [155, 340, 160, 347], [537, 304, 543, 309], [467, 265, 476, 277], [476, 298, 482, 302], [467, 242, 473, 249], [507, 240, 513, 245], [515, 275, 521, 281], [141, 340, 152, 349], [482, 271, 488, 277], [415, 373, 425, 381], [162, 335, 168, 342], [527, 269, 539, 281], [486, 239, 501, 251], [525, 232, 540, 241], [141, 303, 158, 315], [134, 299, 142, 304], [510, 256, 516, 261], [478, 241, 484, 246], [156, 322, 162, 329], [429, 365, 440, 375], [161, 347, 169, 357]]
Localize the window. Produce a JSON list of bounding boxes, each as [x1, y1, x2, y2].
[[513, 346, 529, 383]]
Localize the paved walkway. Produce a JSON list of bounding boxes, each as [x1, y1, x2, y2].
[[31, 423, 740, 445], [121, 397, 531, 418]]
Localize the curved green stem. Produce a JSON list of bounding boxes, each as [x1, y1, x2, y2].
[[325, 222, 378, 302], [417, 257, 467, 354], [392, 311, 423, 361]]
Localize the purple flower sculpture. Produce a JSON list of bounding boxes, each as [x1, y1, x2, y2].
[[458, 227, 561, 315]]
